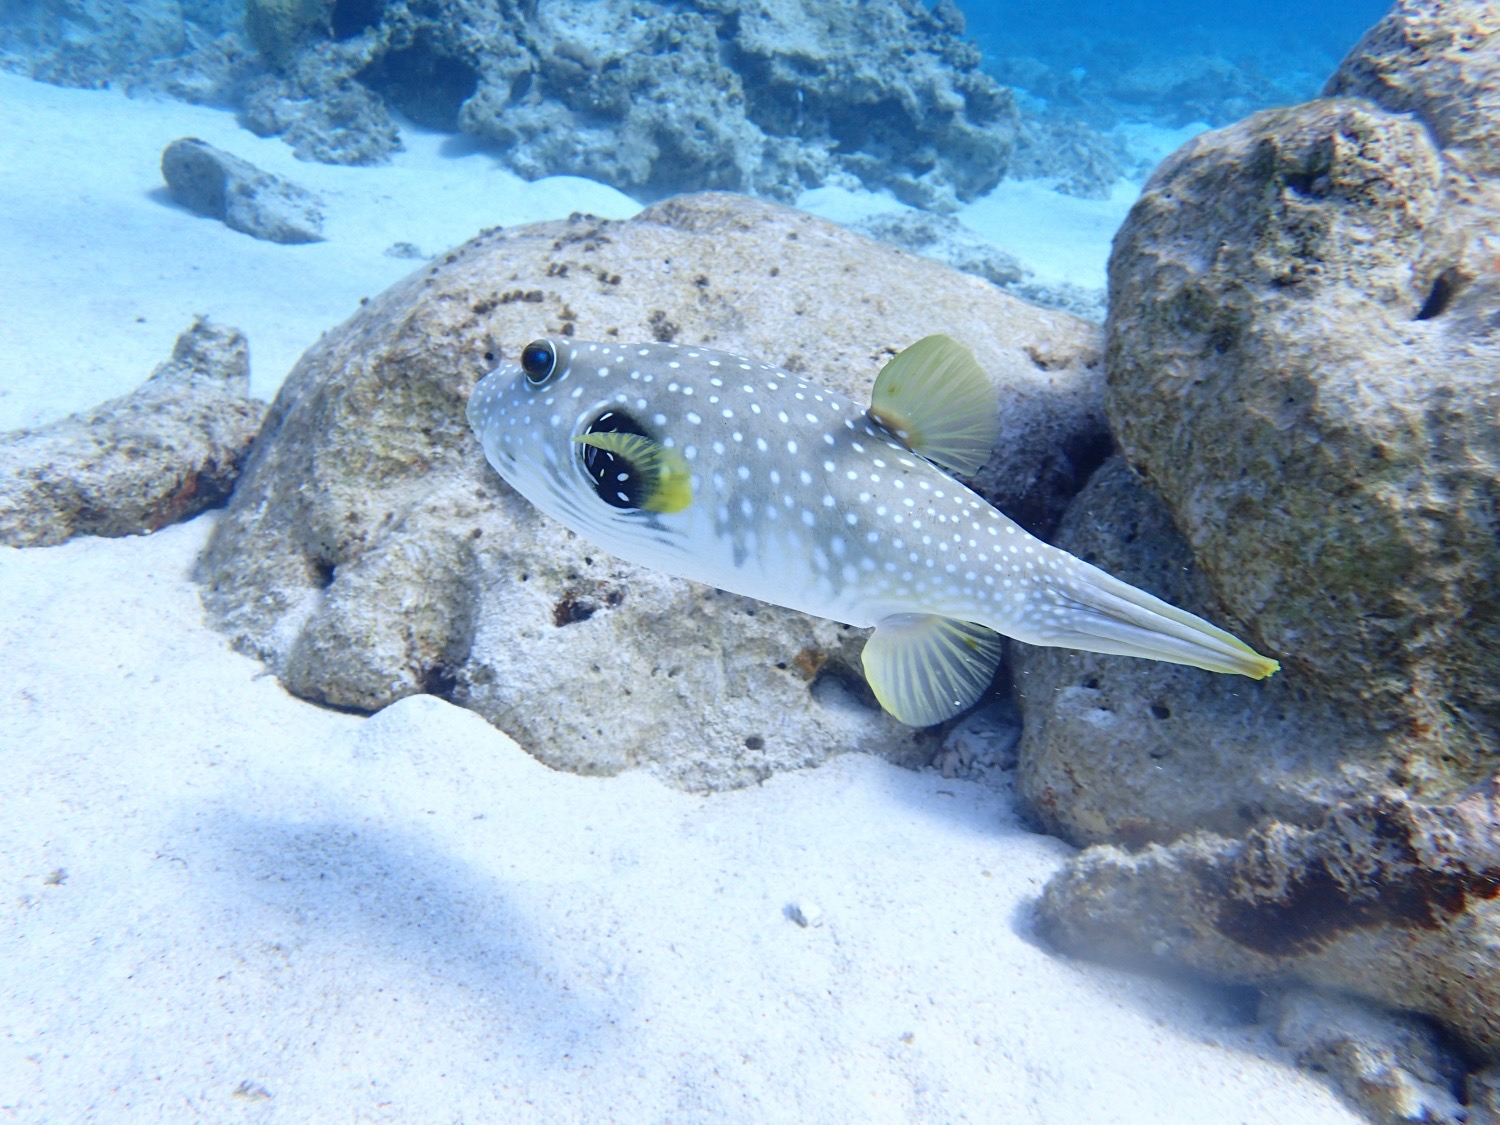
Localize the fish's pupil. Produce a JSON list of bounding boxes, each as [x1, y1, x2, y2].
[[582, 409, 649, 510], [521, 340, 556, 384]]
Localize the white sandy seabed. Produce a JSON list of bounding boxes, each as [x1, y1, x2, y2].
[[0, 72, 1359, 1122]]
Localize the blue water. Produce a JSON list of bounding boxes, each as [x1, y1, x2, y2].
[[962, 0, 1391, 125], [963, 0, 1386, 52]]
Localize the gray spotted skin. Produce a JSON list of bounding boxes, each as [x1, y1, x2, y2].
[[473, 340, 1118, 646]]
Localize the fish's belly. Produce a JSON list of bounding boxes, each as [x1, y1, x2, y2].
[[662, 509, 983, 630]]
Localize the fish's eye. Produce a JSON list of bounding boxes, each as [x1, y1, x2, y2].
[[521, 339, 557, 386], [580, 409, 650, 509]]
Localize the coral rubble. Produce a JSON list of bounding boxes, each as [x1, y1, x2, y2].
[[0, 319, 265, 547]]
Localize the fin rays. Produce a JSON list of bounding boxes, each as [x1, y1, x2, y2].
[[1042, 564, 1280, 680], [867, 335, 1000, 476], [862, 614, 1005, 727]]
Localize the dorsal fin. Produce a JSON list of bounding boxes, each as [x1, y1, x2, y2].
[[867, 335, 1000, 476], [573, 431, 693, 513], [861, 613, 1005, 727]]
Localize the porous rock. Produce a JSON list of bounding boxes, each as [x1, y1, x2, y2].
[[1013, 0, 1500, 1092], [1017, 0, 1499, 921], [161, 137, 325, 243], [0, 319, 265, 548], [1033, 782, 1500, 1063], [241, 44, 402, 165], [0, 0, 190, 87], [0, 1, 260, 105], [1261, 989, 1467, 1125], [237, 0, 1019, 209], [1013, 457, 1390, 847], [1105, 0, 1500, 753], [196, 191, 1104, 791], [1006, 110, 1131, 200]]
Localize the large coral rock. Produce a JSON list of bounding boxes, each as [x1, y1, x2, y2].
[[1013, 0, 1500, 1091], [0, 319, 265, 548], [1019, 0, 1500, 843], [238, 0, 1019, 209], [198, 192, 1104, 791], [1105, 17, 1500, 750], [1014, 457, 1391, 848]]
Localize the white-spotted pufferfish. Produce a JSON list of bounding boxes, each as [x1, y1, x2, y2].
[[467, 335, 1279, 727]]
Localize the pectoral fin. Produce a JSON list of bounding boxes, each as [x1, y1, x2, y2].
[[867, 335, 1000, 476], [861, 613, 1005, 727]]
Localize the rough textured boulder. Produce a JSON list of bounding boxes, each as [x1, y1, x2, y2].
[[1105, 15, 1500, 754], [0, 319, 265, 548], [161, 137, 325, 244], [1014, 457, 1391, 848], [1035, 783, 1500, 1065], [1013, 0, 1500, 1096], [197, 191, 1105, 791], [1018, 0, 1500, 862], [239, 0, 1020, 210]]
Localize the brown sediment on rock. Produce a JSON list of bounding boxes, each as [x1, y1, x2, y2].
[[1212, 792, 1500, 957], [1036, 781, 1500, 1061]]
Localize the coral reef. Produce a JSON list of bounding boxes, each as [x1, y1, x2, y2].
[[0, 319, 265, 547], [196, 192, 1104, 791], [161, 136, 325, 243], [0, 0, 259, 104], [0, 0, 197, 88], [235, 0, 1020, 208], [0, 1, 1380, 216]]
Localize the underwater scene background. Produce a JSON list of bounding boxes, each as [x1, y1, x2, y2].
[[1, 2, 1497, 1123]]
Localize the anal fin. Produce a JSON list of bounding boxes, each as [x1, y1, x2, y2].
[[861, 614, 1005, 727]]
